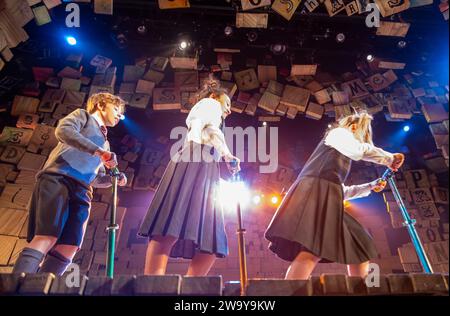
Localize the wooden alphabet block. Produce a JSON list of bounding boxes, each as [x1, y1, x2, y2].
[[16, 114, 39, 130], [258, 65, 277, 84], [88, 85, 114, 98], [234, 69, 260, 91], [417, 227, 442, 244], [38, 89, 65, 113], [346, 0, 361, 16], [0, 209, 28, 237], [0, 235, 17, 265], [52, 103, 79, 120], [378, 61, 406, 70], [63, 90, 86, 107], [90, 55, 112, 72], [280, 85, 310, 112], [0, 146, 25, 164], [291, 65, 317, 76], [424, 241, 449, 265], [305, 80, 323, 93], [334, 104, 352, 120], [142, 69, 165, 85], [180, 92, 196, 113], [169, 57, 198, 70], [258, 91, 281, 114], [17, 152, 47, 171], [304, 0, 320, 12], [158, 0, 190, 9], [123, 65, 145, 82], [32, 67, 54, 83], [410, 188, 434, 205], [241, 0, 271, 11], [422, 103, 448, 123], [153, 88, 181, 110], [342, 79, 370, 100], [376, 21, 410, 37], [305, 102, 324, 120], [332, 91, 349, 105], [0, 127, 33, 147], [129, 93, 151, 110], [324, 0, 346, 17], [416, 203, 440, 221], [11, 96, 39, 117], [220, 81, 237, 98], [0, 183, 34, 210], [135, 79, 156, 95], [27, 125, 58, 153], [388, 99, 412, 119], [236, 13, 269, 28], [405, 170, 429, 189], [375, 0, 410, 17], [266, 80, 284, 96], [174, 71, 198, 92], [60, 77, 81, 92], [148, 57, 168, 72], [271, 0, 301, 21], [244, 93, 261, 116], [314, 89, 331, 105]]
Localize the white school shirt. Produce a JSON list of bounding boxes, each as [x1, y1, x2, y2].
[[324, 127, 395, 201], [185, 98, 232, 157]]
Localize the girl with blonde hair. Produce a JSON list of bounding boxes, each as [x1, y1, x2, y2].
[[265, 112, 405, 280]]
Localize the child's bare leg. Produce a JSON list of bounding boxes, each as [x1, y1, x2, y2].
[[347, 261, 370, 278], [28, 235, 58, 254], [285, 251, 321, 280], [144, 235, 178, 275], [186, 252, 216, 276]]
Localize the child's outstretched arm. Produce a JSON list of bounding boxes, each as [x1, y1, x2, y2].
[[343, 178, 387, 201]]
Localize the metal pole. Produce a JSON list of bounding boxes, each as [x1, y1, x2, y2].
[[382, 169, 434, 274], [106, 168, 120, 279], [231, 161, 248, 296]]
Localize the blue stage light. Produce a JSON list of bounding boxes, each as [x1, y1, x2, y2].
[[66, 36, 77, 46], [403, 125, 411, 132]]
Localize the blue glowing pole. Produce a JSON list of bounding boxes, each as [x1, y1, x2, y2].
[[382, 169, 434, 274]]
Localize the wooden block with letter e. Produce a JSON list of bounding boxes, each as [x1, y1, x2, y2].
[[236, 13, 269, 28], [16, 114, 39, 130], [39, 89, 66, 113], [375, 0, 410, 17], [272, 0, 302, 21], [324, 0, 346, 17], [234, 69, 260, 92], [0, 127, 33, 147], [11, 96, 39, 117], [258, 91, 281, 114], [174, 71, 198, 92], [153, 88, 181, 110], [280, 85, 310, 112]]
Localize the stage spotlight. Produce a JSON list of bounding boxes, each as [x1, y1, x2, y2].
[[224, 26, 234, 37], [119, 114, 126, 121], [403, 125, 411, 132], [271, 196, 279, 205], [178, 39, 192, 51], [66, 36, 77, 46], [219, 179, 250, 209], [398, 40, 407, 49], [270, 43, 287, 55], [137, 25, 147, 35], [247, 31, 258, 43], [336, 33, 346, 43], [366, 54, 375, 62], [252, 195, 262, 205], [262, 121, 268, 127]]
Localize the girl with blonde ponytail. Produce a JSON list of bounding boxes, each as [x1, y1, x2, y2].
[[265, 111, 404, 280]]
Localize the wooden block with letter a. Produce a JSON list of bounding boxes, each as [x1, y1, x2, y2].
[[234, 69, 260, 92], [375, 0, 410, 17], [280, 85, 310, 113], [236, 13, 268, 28], [158, 0, 190, 9], [272, 0, 302, 21], [153, 88, 181, 110], [11, 96, 39, 117]]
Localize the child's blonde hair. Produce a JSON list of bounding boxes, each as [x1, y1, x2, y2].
[[86, 92, 126, 115], [334, 112, 374, 145]]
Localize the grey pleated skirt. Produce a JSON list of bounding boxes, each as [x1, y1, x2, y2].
[[138, 142, 228, 259], [265, 176, 378, 265]]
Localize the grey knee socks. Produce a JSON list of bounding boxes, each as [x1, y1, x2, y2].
[[39, 250, 72, 276], [12, 247, 45, 274]]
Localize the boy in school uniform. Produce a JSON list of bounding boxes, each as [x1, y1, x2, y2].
[[13, 92, 128, 276]]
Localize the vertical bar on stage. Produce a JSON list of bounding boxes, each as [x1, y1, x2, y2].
[[107, 168, 120, 279]]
